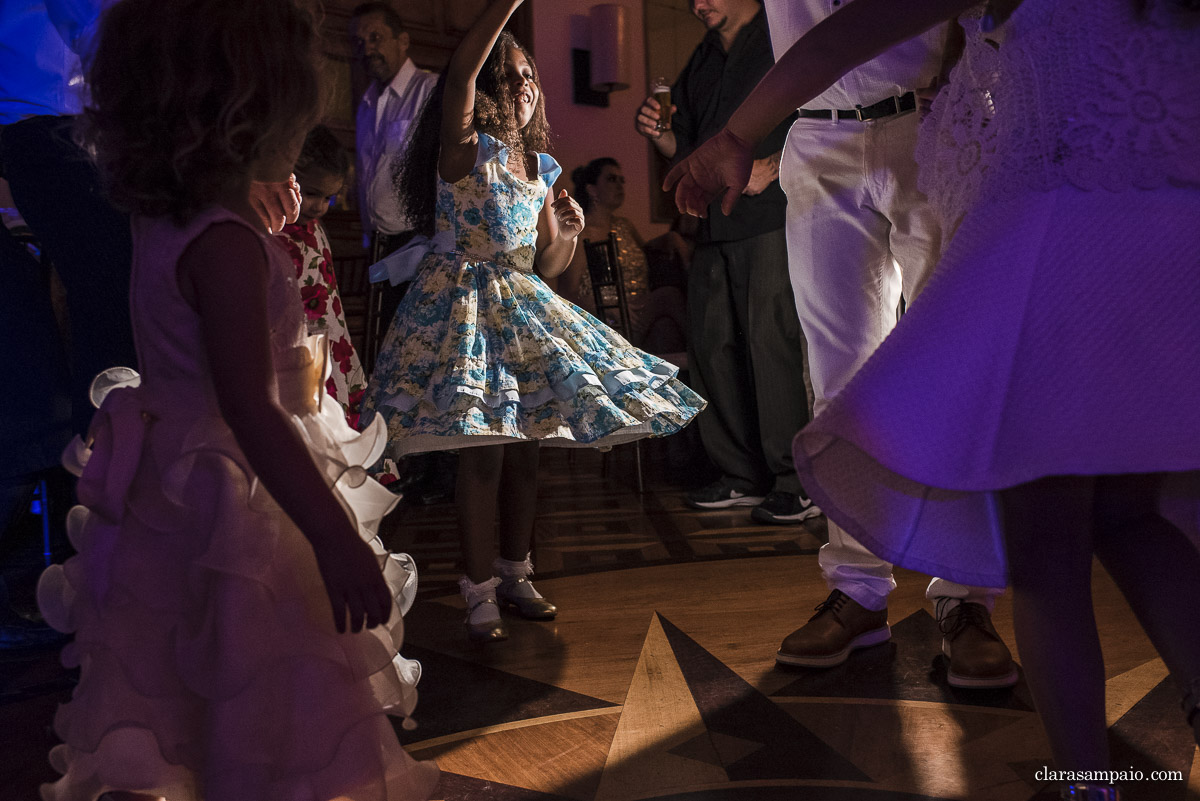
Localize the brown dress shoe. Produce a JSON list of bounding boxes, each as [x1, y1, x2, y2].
[[939, 601, 1018, 688], [776, 590, 890, 667]]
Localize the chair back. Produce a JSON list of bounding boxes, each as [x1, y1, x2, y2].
[[583, 232, 632, 336], [331, 254, 369, 358]]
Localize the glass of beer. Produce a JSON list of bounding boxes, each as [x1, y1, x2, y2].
[[651, 76, 671, 132]]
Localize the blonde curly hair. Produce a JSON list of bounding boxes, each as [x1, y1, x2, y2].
[[82, 0, 324, 224]]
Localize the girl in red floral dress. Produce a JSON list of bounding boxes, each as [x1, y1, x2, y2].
[[276, 125, 367, 429]]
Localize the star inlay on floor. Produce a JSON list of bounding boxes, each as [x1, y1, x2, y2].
[[2, 447, 1198, 800]]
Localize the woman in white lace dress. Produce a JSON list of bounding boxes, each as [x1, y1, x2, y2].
[[665, 0, 1200, 794]]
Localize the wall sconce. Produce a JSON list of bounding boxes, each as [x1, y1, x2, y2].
[[570, 4, 630, 108]]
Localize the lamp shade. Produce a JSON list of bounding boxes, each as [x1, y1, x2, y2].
[[588, 4, 629, 92]]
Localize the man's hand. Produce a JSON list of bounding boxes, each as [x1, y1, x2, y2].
[[663, 128, 754, 218], [742, 153, 781, 197], [249, 174, 301, 234], [635, 95, 678, 159], [916, 78, 943, 121], [635, 95, 674, 140]]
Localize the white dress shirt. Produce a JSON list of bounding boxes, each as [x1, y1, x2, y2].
[[763, 0, 947, 111], [355, 58, 438, 237]]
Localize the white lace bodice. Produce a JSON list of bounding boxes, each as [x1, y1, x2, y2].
[[917, 0, 1200, 233]]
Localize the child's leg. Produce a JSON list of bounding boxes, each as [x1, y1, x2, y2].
[[493, 441, 557, 619], [1000, 476, 1110, 771], [456, 445, 505, 583], [497, 440, 541, 561], [455, 444, 508, 642], [1092, 473, 1200, 744]]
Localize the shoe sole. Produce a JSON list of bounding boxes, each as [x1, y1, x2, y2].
[[775, 625, 891, 667], [498, 599, 558, 620], [751, 505, 824, 524], [942, 641, 1019, 688], [946, 666, 1019, 689], [466, 628, 509, 644], [687, 495, 766, 510]]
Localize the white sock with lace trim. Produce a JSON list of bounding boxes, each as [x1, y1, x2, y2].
[[493, 553, 544, 599], [458, 575, 502, 624]]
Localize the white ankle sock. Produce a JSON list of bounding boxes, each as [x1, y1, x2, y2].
[[493, 554, 544, 599], [458, 575, 502, 624]]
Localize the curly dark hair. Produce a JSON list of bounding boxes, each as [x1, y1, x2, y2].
[[81, 0, 323, 224], [296, 125, 351, 179], [572, 157, 619, 214], [394, 31, 551, 237]]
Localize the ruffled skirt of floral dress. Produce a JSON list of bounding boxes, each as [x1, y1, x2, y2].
[[363, 254, 705, 456], [36, 347, 440, 801]]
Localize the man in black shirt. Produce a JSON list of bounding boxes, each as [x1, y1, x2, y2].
[[635, 0, 817, 524]]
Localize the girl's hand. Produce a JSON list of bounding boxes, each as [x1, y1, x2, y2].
[[663, 128, 754, 218], [552, 189, 585, 240], [311, 533, 393, 634]]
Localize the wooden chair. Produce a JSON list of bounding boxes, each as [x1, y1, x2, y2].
[[331, 254, 370, 360], [583, 232, 644, 493], [361, 235, 416, 376], [583, 232, 633, 335]]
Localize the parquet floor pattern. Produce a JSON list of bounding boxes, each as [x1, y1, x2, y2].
[[2, 444, 1198, 800]]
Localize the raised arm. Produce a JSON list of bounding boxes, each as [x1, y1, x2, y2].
[[439, 0, 526, 182], [665, 0, 980, 216]]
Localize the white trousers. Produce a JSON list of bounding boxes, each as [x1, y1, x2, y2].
[[779, 111, 1003, 613]]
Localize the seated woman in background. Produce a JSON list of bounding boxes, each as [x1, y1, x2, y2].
[[560, 157, 686, 354]]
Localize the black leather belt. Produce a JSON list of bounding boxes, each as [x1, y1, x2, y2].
[[798, 91, 916, 122]]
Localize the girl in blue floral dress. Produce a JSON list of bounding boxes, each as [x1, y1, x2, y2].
[[361, 0, 704, 643]]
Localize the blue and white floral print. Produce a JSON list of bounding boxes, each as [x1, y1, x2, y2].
[[361, 134, 704, 455]]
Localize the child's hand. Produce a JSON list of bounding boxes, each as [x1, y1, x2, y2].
[[311, 532, 393, 634], [552, 189, 584, 240]]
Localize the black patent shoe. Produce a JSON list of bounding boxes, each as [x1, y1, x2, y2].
[[459, 576, 509, 643], [465, 598, 509, 643], [497, 578, 558, 619]]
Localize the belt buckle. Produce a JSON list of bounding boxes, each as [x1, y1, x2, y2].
[[854, 105, 865, 122], [891, 94, 903, 115]]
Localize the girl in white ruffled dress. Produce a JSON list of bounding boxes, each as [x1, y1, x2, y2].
[[35, 1, 439, 799], [361, 0, 704, 644]]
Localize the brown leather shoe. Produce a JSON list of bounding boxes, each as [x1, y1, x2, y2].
[[939, 601, 1018, 688], [776, 590, 890, 667]]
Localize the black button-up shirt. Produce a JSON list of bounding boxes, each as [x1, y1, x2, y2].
[[671, 8, 794, 243]]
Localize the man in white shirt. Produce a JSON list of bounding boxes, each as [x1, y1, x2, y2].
[[348, 2, 437, 256], [348, 3, 449, 502], [763, 0, 1017, 689]]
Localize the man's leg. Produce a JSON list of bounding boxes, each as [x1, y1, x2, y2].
[[874, 112, 1017, 686], [1, 116, 135, 438], [775, 119, 911, 666], [0, 123, 81, 649], [780, 119, 901, 607], [727, 228, 818, 523], [684, 242, 771, 508]]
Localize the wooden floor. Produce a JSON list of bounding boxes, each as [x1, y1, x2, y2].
[[3, 443, 1199, 800]]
